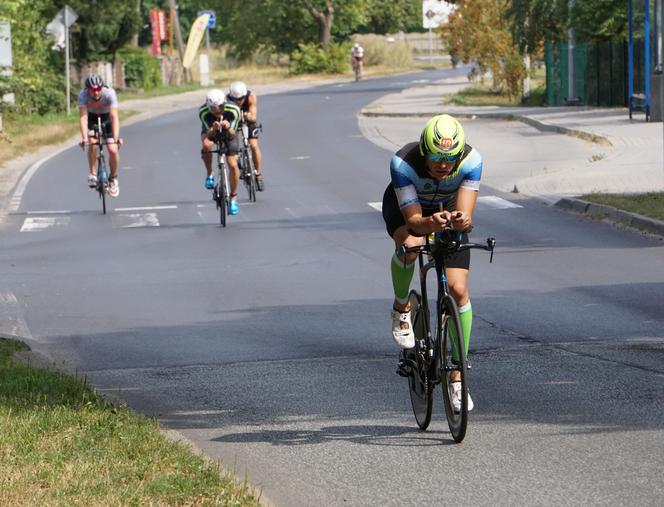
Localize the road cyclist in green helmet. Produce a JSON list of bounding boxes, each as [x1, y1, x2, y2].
[[381, 114, 483, 411]]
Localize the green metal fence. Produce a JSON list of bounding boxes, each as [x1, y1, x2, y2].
[[545, 41, 646, 107]]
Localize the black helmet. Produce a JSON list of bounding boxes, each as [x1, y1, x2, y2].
[[85, 74, 104, 89]]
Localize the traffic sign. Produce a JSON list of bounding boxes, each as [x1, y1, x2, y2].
[[197, 10, 216, 29]]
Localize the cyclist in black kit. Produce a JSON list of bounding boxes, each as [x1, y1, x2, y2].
[[227, 81, 265, 191]]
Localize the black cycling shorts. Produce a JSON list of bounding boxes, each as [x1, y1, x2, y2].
[[382, 184, 471, 270], [246, 121, 260, 140], [87, 113, 112, 138], [202, 130, 242, 156]]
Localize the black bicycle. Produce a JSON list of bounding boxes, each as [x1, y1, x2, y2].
[[204, 133, 231, 227], [396, 227, 495, 442], [237, 119, 261, 203], [87, 117, 113, 214]]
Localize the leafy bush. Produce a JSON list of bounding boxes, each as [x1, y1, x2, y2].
[[290, 42, 349, 74], [116, 47, 162, 91]]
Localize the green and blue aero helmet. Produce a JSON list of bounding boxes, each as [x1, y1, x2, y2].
[[419, 114, 465, 161]]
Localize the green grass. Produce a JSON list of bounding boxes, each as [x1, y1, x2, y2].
[[578, 192, 664, 221], [0, 110, 136, 167], [443, 65, 546, 107], [0, 337, 260, 506]]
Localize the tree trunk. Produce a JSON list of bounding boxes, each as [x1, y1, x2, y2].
[[131, 0, 140, 46], [302, 0, 334, 46]]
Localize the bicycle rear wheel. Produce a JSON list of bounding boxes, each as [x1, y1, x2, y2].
[[439, 294, 468, 443], [406, 290, 432, 430], [246, 151, 257, 202]]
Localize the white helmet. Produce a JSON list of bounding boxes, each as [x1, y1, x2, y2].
[[206, 89, 225, 108], [354, 42, 360, 48], [229, 81, 248, 99]]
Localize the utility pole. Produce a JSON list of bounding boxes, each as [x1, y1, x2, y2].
[[657, 0, 664, 174], [168, 0, 190, 82], [566, 0, 579, 104], [63, 7, 73, 114]]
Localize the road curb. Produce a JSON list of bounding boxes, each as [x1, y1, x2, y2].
[[359, 109, 613, 146], [555, 197, 664, 236]]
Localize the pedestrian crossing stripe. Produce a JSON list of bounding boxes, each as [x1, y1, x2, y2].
[[367, 196, 522, 213], [20, 216, 71, 232]]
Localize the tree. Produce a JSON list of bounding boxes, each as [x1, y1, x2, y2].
[[441, 0, 526, 98], [303, 0, 334, 46], [506, 0, 568, 54], [214, 0, 368, 59], [63, 0, 140, 63], [571, 0, 628, 42], [1, 0, 66, 114], [507, 0, 629, 52], [361, 0, 424, 34]]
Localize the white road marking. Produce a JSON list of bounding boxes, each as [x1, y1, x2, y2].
[[26, 210, 74, 215], [116, 213, 160, 228], [114, 205, 177, 212], [20, 217, 71, 232], [290, 156, 311, 160], [367, 197, 521, 212], [410, 79, 430, 83], [478, 196, 523, 209], [9, 143, 74, 213], [0, 291, 33, 340]]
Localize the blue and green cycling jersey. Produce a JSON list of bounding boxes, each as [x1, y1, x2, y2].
[[390, 141, 482, 212], [198, 100, 242, 134]]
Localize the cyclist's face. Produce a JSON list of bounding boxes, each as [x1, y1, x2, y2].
[[426, 158, 457, 179], [210, 103, 222, 115], [88, 87, 102, 99]]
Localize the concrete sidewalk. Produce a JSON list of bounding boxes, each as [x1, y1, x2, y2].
[[359, 76, 664, 235]]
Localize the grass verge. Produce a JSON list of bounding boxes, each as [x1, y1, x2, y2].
[[0, 110, 137, 167], [0, 337, 260, 506], [577, 192, 664, 222], [443, 66, 546, 107]]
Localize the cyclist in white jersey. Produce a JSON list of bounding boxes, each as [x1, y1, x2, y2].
[[350, 43, 365, 79], [78, 74, 122, 197]]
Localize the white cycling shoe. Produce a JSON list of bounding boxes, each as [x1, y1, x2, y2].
[[391, 309, 415, 349], [87, 173, 98, 188], [449, 381, 474, 413]]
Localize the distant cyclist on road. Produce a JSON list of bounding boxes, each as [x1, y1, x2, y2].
[[199, 89, 242, 215], [382, 114, 482, 411], [226, 81, 265, 191], [78, 74, 122, 197], [350, 42, 364, 80]]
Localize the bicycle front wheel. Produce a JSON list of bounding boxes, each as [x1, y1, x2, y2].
[[406, 290, 432, 430], [439, 294, 468, 443]]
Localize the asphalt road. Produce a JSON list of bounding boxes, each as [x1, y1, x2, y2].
[[1, 69, 663, 506]]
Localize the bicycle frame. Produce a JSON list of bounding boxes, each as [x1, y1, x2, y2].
[[88, 117, 110, 214], [399, 229, 495, 440], [203, 133, 231, 226]]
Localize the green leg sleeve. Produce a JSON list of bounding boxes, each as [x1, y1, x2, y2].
[[390, 253, 415, 305], [450, 301, 472, 362]]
